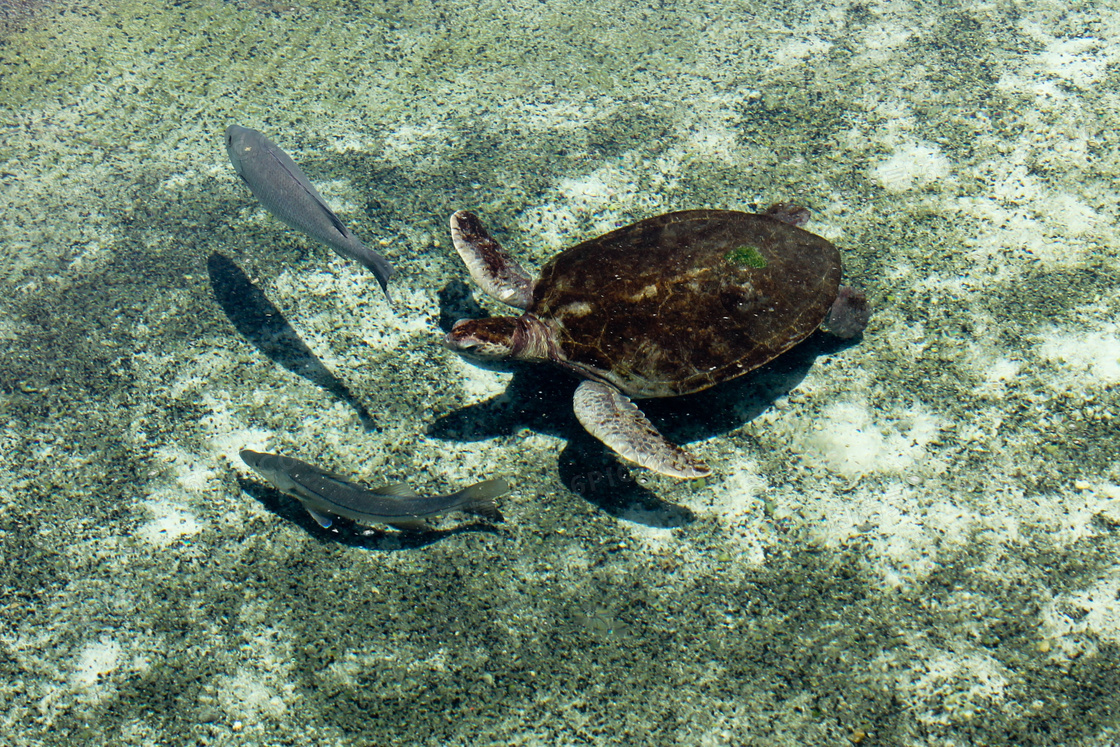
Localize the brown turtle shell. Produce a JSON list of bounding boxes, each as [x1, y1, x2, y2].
[[531, 209, 841, 398]]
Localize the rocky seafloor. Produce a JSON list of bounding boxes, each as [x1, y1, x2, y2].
[[1, 0, 1119, 744]]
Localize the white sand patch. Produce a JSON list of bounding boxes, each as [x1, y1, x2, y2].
[[217, 668, 287, 721], [1096, 484, 1120, 525], [435, 438, 524, 484], [861, 24, 910, 51], [193, 392, 244, 445], [807, 481, 939, 575], [138, 496, 203, 545], [1039, 193, 1103, 237], [72, 637, 122, 688], [1041, 572, 1120, 658], [710, 464, 768, 522], [871, 142, 951, 192], [165, 347, 241, 400], [559, 173, 614, 203], [381, 117, 452, 158], [514, 100, 596, 133], [911, 271, 976, 298], [792, 478, 1003, 588], [772, 37, 831, 67], [555, 164, 672, 230], [989, 163, 1042, 206], [999, 34, 1118, 105], [325, 132, 378, 155], [521, 151, 680, 250], [450, 356, 513, 403], [1032, 132, 1090, 172], [795, 400, 941, 480], [622, 520, 676, 553], [950, 100, 1099, 246], [1038, 324, 1120, 386], [208, 424, 273, 466], [948, 197, 1080, 266], [905, 652, 1009, 725], [1021, 484, 1120, 549], [520, 201, 581, 250], [972, 356, 1022, 399], [270, 266, 424, 354], [1039, 37, 1110, 88], [684, 123, 740, 165], [154, 445, 219, 491], [879, 319, 929, 362], [666, 464, 770, 566]]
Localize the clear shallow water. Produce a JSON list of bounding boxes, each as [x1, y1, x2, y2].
[[1, 0, 1119, 744]]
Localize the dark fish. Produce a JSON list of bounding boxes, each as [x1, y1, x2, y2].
[[224, 125, 394, 301], [239, 449, 506, 530]]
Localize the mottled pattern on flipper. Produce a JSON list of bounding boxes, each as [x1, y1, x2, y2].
[[450, 211, 535, 310], [573, 380, 711, 479]]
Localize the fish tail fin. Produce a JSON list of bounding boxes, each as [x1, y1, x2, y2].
[[346, 243, 396, 303], [451, 478, 509, 522]]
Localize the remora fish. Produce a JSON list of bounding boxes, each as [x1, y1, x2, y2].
[[225, 125, 395, 301], [239, 449, 506, 530]]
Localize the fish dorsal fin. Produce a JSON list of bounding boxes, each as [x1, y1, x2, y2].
[[263, 144, 351, 239], [374, 482, 422, 499]]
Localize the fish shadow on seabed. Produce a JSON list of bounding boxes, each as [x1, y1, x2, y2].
[[430, 299, 860, 527], [237, 476, 504, 550], [207, 252, 378, 431]]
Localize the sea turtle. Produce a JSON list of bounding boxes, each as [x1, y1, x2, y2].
[[444, 205, 869, 479]]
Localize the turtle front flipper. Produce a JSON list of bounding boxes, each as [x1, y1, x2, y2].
[[573, 380, 711, 479], [450, 211, 535, 310]]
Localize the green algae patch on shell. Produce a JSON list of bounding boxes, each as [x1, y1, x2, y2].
[[725, 244, 768, 269]]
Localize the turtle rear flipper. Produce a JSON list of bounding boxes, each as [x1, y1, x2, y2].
[[573, 380, 711, 479], [450, 211, 535, 309]]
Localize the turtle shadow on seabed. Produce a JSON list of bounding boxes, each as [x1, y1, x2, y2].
[[428, 326, 861, 526], [206, 252, 378, 432], [236, 476, 504, 550]]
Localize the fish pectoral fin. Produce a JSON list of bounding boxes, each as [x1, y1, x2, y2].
[[373, 482, 423, 499], [305, 507, 334, 529]]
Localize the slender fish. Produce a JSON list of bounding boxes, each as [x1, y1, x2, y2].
[[239, 449, 506, 530], [225, 125, 394, 301]]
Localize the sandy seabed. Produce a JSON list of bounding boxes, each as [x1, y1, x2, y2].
[[1, 0, 1119, 744]]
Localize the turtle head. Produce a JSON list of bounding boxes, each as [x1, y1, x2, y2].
[[445, 317, 522, 360], [445, 315, 553, 362]]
